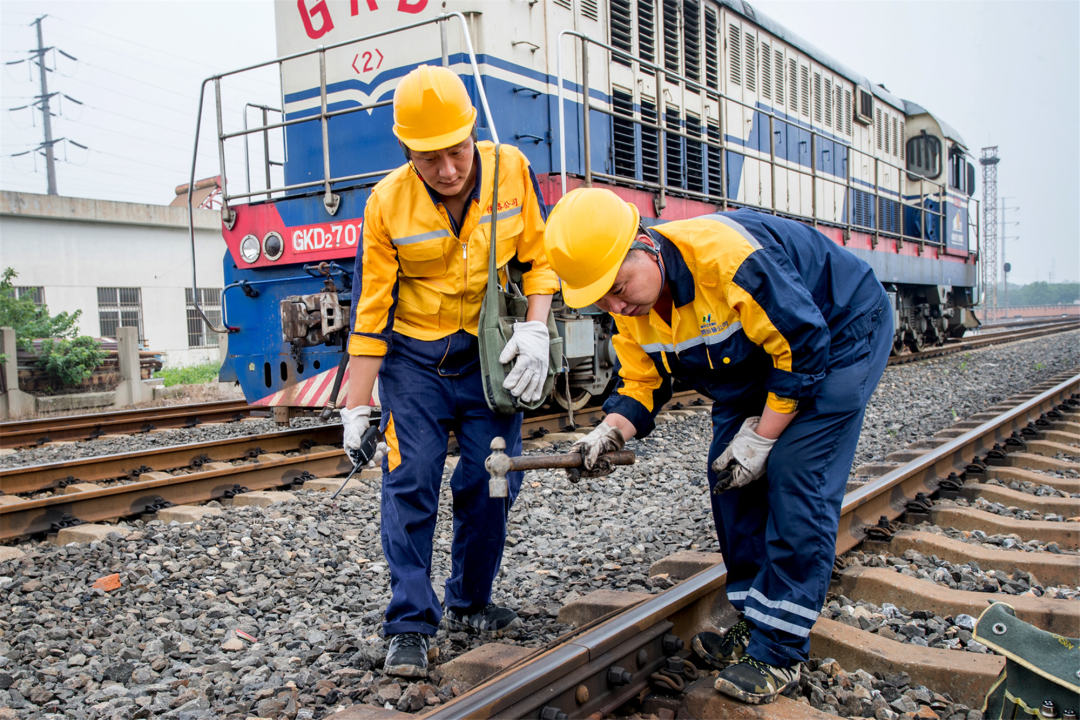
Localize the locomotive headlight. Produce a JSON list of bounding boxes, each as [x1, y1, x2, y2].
[[239, 234, 261, 264], [263, 231, 284, 261]]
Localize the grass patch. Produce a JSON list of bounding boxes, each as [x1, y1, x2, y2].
[[156, 361, 222, 387]]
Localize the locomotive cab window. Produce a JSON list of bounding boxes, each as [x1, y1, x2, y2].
[[906, 132, 941, 180], [948, 147, 966, 192], [966, 161, 976, 197]]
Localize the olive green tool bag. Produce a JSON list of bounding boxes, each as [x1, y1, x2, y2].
[[973, 602, 1079, 719], [478, 144, 563, 415]]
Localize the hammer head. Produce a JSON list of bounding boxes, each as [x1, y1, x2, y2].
[[485, 436, 511, 498]]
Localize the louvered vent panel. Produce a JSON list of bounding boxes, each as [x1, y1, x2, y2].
[[892, 116, 898, 156], [665, 107, 684, 188], [853, 190, 874, 228], [554, 0, 572, 10], [824, 78, 832, 127], [641, 98, 660, 183], [876, 108, 882, 149], [638, 0, 656, 64], [704, 8, 719, 90], [684, 0, 701, 82], [844, 90, 851, 135], [899, 121, 905, 159], [799, 65, 809, 116], [612, 89, 637, 178], [728, 24, 741, 86], [813, 72, 822, 123], [878, 197, 899, 233], [774, 50, 784, 106], [686, 114, 704, 193], [789, 59, 797, 109], [663, 0, 680, 74], [761, 44, 771, 101], [884, 112, 889, 154], [610, 0, 633, 66], [707, 118, 722, 196], [744, 32, 756, 92], [835, 85, 842, 131], [581, 0, 599, 21]]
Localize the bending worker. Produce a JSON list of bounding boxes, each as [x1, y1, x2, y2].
[[342, 66, 558, 679], [544, 189, 892, 705]]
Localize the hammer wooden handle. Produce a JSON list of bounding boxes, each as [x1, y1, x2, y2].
[[507, 450, 635, 472]]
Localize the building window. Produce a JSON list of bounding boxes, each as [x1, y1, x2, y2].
[[14, 287, 45, 305], [98, 287, 144, 343], [186, 288, 222, 348]]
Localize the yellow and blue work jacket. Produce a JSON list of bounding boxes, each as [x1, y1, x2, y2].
[[348, 141, 559, 357], [603, 209, 888, 437]]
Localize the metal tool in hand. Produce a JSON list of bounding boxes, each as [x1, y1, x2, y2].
[[331, 424, 383, 500], [485, 436, 636, 498]]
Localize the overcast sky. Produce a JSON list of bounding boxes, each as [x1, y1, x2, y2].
[[2, 0, 1077, 284]]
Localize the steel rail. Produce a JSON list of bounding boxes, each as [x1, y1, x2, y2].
[[0, 448, 353, 539], [417, 371, 1080, 719], [1, 425, 345, 496], [0, 400, 258, 449]]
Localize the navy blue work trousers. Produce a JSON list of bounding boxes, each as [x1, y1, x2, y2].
[[376, 331, 523, 637], [707, 308, 892, 667]]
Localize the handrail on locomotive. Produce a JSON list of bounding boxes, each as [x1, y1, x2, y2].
[[555, 31, 980, 257], [185, 12, 499, 335]]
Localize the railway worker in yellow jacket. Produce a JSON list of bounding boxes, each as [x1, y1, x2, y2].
[[341, 65, 559, 679], [544, 188, 892, 705]]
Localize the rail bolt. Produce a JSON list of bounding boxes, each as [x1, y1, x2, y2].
[[540, 706, 568, 720], [606, 666, 632, 687], [661, 634, 684, 655]]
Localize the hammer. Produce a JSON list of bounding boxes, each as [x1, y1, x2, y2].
[[485, 436, 636, 498]]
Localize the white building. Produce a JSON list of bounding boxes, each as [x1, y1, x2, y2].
[[0, 191, 226, 367]]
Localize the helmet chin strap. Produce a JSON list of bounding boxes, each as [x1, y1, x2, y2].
[[630, 235, 666, 291]]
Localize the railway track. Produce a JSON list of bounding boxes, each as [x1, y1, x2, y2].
[[0, 399, 260, 449], [300, 370, 1076, 720], [2, 321, 1073, 451], [0, 392, 706, 539], [886, 320, 1080, 365]]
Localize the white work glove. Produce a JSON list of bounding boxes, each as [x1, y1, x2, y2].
[[499, 320, 550, 404], [568, 423, 625, 479], [341, 405, 371, 453], [710, 417, 777, 494]]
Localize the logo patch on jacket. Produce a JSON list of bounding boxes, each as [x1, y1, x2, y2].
[[701, 312, 721, 337]]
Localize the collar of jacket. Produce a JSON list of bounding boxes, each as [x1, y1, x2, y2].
[[644, 227, 696, 308], [414, 145, 483, 236]]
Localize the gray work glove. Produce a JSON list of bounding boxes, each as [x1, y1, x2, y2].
[[711, 417, 776, 494], [499, 320, 550, 403], [568, 423, 625, 479], [341, 405, 371, 454]]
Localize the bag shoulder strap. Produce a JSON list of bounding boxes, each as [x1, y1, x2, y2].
[[485, 143, 502, 306]]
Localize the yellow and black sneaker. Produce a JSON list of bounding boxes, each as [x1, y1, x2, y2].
[[692, 617, 752, 670], [713, 655, 800, 704]]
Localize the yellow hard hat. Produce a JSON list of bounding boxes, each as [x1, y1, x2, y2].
[[544, 188, 640, 308], [392, 65, 478, 152]]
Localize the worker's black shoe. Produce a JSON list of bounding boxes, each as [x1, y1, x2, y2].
[[713, 655, 800, 704], [384, 632, 430, 678], [692, 617, 752, 669], [442, 603, 523, 638]]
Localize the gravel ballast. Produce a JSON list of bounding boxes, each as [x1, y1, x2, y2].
[[0, 332, 1076, 719]]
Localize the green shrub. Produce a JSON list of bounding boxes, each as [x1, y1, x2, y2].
[[156, 361, 221, 387], [0, 268, 81, 350], [37, 336, 107, 388]]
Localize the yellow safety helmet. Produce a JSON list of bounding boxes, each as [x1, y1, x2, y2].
[[392, 65, 478, 152], [544, 188, 641, 308]]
